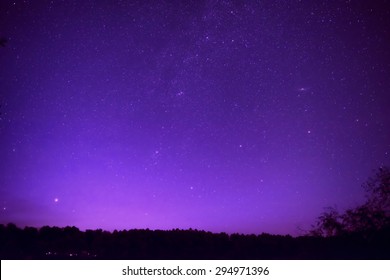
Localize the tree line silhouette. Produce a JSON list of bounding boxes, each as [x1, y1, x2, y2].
[[0, 223, 388, 259], [0, 167, 389, 259], [311, 167, 389, 237]]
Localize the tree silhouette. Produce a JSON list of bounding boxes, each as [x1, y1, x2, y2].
[[1, 223, 388, 259], [311, 207, 343, 237], [312, 167, 390, 236], [363, 167, 390, 213]]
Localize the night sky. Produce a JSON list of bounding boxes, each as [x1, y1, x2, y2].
[[0, 0, 389, 235]]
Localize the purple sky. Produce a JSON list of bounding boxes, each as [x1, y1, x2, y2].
[[0, 0, 389, 236]]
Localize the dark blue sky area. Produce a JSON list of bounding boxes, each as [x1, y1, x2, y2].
[[0, 0, 389, 235]]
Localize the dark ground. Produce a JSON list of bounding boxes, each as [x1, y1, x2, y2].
[[1, 223, 389, 260]]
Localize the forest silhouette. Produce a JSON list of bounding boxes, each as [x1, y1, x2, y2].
[[0, 223, 389, 259], [0, 167, 389, 260]]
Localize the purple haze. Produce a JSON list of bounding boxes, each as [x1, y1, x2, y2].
[[0, 0, 389, 235]]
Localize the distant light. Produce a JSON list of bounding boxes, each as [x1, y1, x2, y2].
[[54, 198, 59, 203]]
